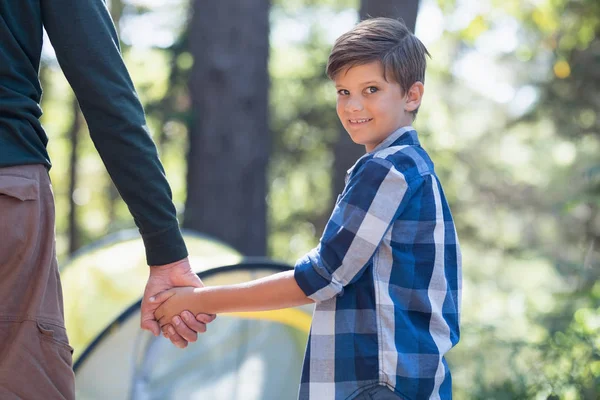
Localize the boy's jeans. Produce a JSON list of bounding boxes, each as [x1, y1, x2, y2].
[[0, 164, 75, 399], [353, 385, 405, 400]]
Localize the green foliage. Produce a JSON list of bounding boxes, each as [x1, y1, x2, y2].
[[39, 0, 599, 397], [268, 5, 353, 261], [427, 0, 600, 398]]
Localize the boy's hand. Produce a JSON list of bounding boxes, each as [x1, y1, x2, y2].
[[152, 287, 204, 327]]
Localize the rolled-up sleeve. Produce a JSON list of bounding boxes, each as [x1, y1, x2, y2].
[[294, 158, 412, 302]]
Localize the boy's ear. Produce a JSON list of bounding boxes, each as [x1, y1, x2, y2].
[[404, 82, 424, 113]]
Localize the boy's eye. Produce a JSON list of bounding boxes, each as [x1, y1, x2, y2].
[[366, 86, 379, 94], [337, 89, 350, 96]]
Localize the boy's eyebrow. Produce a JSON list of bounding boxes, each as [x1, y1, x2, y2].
[[359, 80, 383, 86], [335, 80, 383, 88]]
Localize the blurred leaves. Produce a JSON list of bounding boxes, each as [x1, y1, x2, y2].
[[39, 0, 599, 398]]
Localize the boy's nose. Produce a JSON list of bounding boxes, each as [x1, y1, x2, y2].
[[345, 97, 364, 112]]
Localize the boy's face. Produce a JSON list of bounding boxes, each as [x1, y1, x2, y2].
[[334, 61, 418, 152]]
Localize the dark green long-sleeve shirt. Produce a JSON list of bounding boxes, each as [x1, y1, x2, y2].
[[0, 0, 188, 265]]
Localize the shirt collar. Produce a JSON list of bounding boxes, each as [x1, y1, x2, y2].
[[346, 126, 419, 180], [370, 125, 419, 153]]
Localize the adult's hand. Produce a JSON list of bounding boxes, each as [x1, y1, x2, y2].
[[140, 257, 216, 348]]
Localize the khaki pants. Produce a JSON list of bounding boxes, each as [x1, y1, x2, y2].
[[0, 165, 75, 400]]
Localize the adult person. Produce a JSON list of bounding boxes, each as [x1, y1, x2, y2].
[[0, 1, 212, 398]]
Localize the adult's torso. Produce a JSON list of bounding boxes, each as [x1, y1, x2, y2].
[[0, 1, 50, 169]]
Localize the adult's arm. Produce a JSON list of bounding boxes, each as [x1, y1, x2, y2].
[[40, 0, 184, 265], [40, 0, 207, 346]]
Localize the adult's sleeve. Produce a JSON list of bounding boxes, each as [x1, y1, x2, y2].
[[294, 158, 412, 302], [40, 0, 187, 265]]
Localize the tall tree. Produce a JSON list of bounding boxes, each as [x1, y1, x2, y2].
[[183, 0, 270, 256], [359, 0, 419, 31], [332, 0, 421, 201]]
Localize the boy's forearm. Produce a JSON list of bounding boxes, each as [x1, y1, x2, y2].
[[192, 270, 314, 314]]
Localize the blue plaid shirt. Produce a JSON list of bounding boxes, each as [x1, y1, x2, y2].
[[294, 126, 462, 400]]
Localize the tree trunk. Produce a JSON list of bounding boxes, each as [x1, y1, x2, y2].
[[332, 0, 420, 199], [360, 0, 419, 32], [183, 0, 270, 256]]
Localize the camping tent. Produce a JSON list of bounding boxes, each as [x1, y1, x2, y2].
[[60, 231, 312, 399]]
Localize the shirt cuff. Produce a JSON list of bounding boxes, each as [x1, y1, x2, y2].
[[294, 249, 344, 302], [142, 224, 189, 266]]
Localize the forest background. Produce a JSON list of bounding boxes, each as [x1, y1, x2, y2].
[[39, 0, 599, 398]]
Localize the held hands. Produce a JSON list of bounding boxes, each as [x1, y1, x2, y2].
[[140, 258, 216, 348], [151, 287, 204, 327]]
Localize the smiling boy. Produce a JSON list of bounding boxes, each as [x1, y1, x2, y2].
[[335, 62, 421, 152], [153, 17, 462, 400]]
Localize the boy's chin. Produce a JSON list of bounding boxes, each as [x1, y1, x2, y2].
[[345, 134, 369, 148], [347, 136, 364, 147]]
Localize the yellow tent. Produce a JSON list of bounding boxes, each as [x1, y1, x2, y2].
[[61, 231, 312, 400]]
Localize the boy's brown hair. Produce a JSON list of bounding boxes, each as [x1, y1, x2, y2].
[[327, 17, 430, 98]]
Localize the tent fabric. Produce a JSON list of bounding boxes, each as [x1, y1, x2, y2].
[[61, 230, 243, 359], [62, 232, 312, 399], [75, 309, 309, 399]]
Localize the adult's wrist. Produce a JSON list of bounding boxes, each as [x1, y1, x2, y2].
[[150, 257, 189, 270], [142, 224, 188, 266]]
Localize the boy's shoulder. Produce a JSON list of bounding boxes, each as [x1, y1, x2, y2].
[[353, 142, 435, 185]]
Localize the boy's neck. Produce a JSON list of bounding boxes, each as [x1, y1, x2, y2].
[[367, 125, 415, 153]]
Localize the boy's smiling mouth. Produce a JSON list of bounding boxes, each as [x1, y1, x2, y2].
[[349, 118, 373, 124]]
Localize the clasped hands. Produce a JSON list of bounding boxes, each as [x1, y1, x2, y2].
[[152, 286, 201, 327], [140, 258, 214, 349]]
